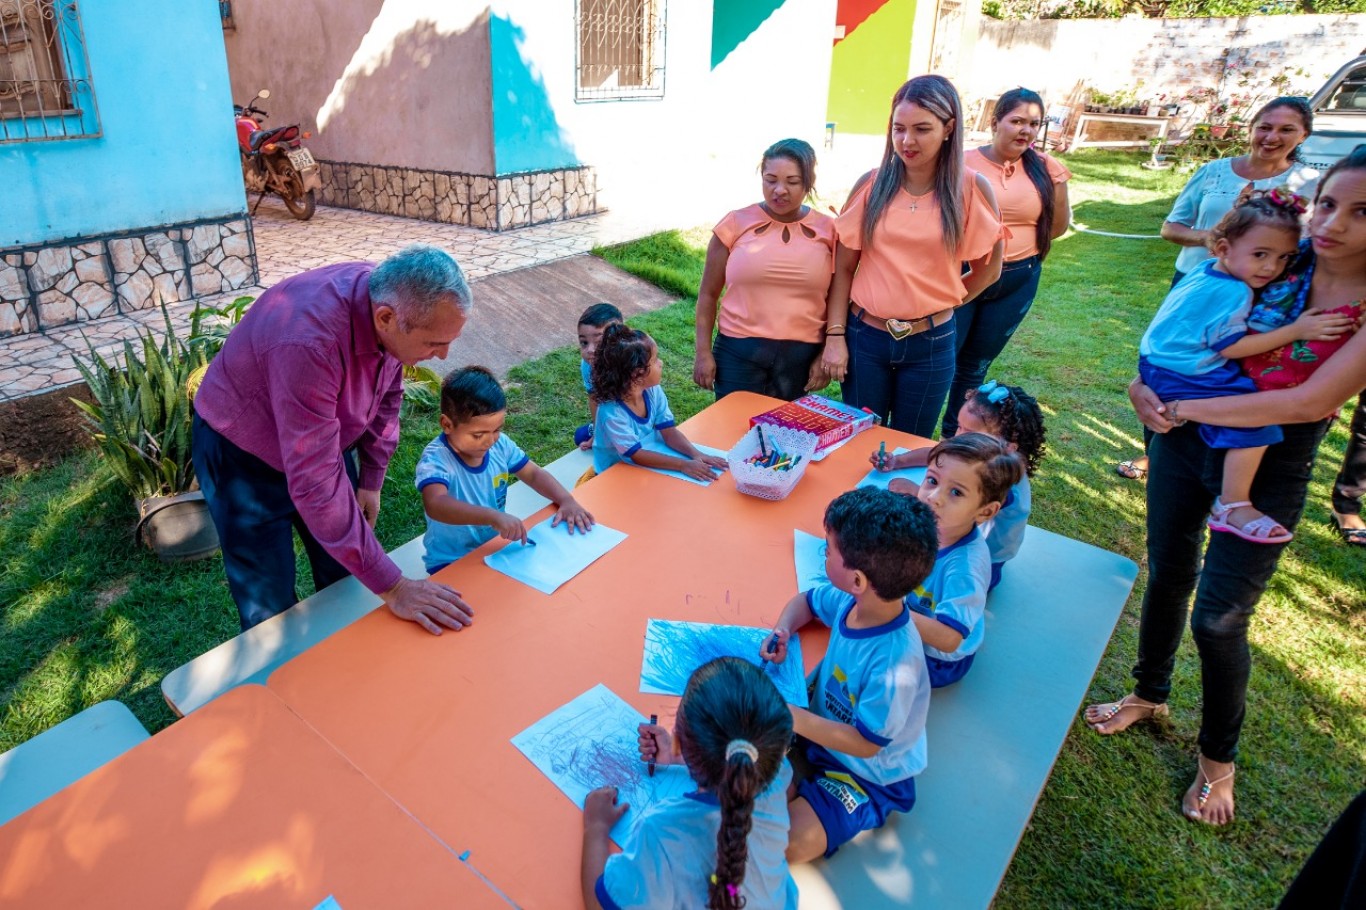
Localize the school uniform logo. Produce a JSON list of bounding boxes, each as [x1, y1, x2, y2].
[[816, 771, 869, 814], [906, 586, 935, 616], [493, 472, 515, 511], [823, 665, 855, 725]]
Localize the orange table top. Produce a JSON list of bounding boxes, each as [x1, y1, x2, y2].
[[0, 685, 509, 909], [267, 392, 925, 908]]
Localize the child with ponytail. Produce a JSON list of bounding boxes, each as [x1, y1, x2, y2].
[[581, 657, 797, 910]]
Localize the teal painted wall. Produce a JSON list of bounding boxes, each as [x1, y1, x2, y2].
[[489, 13, 579, 175], [827, 0, 916, 136], [711, 0, 789, 70], [1, 0, 245, 247]]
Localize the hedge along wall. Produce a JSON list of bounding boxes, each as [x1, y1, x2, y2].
[[964, 14, 1366, 117]]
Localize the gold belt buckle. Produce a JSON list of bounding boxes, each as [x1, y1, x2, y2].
[[884, 317, 916, 340]]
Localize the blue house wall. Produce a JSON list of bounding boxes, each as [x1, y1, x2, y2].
[[1, 0, 245, 248]]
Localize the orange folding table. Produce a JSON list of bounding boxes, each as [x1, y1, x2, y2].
[[266, 392, 911, 908], [0, 685, 511, 909]]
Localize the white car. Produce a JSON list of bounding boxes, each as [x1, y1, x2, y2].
[[1299, 56, 1366, 170]]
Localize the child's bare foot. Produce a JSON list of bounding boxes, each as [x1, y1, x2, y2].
[[1207, 498, 1293, 545], [1183, 756, 1235, 825], [1083, 694, 1169, 734]]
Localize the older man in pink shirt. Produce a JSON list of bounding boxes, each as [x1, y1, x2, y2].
[[193, 245, 473, 635]]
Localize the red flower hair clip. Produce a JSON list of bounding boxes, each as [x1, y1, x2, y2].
[[1266, 187, 1308, 215]]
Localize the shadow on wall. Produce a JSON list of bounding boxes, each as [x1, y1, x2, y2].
[[489, 14, 579, 175]]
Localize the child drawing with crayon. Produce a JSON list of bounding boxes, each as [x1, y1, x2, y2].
[[904, 434, 1024, 687], [591, 324, 729, 482], [575, 303, 625, 450], [416, 366, 593, 574], [871, 379, 1046, 590], [582, 657, 797, 910], [762, 487, 937, 861]]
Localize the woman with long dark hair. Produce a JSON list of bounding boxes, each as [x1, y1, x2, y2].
[[820, 75, 1004, 437], [942, 88, 1071, 437]]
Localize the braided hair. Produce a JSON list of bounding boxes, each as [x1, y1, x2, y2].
[[963, 383, 1047, 476], [590, 323, 655, 403], [992, 88, 1058, 259], [675, 657, 792, 910]]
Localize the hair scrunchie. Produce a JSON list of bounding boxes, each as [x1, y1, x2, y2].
[[725, 739, 759, 762], [1265, 186, 1309, 216]]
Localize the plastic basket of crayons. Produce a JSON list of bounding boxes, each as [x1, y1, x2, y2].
[[727, 424, 819, 501]]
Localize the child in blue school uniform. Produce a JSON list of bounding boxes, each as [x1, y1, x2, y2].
[[906, 434, 1024, 688], [416, 366, 594, 574], [591, 323, 729, 482], [582, 657, 797, 910], [575, 303, 624, 450], [762, 487, 939, 862], [870, 379, 1047, 591]]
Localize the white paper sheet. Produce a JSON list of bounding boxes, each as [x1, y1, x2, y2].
[[794, 529, 829, 592], [483, 519, 627, 595], [630, 440, 728, 486], [856, 447, 927, 491]]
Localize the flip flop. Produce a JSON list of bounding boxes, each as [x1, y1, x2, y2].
[[1084, 694, 1169, 733], [1186, 757, 1236, 824], [1330, 511, 1366, 547], [1207, 498, 1293, 545], [1114, 460, 1147, 481]]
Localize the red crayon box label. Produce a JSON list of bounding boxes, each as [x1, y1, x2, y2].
[[750, 395, 875, 451]]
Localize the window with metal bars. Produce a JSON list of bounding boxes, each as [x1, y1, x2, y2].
[[0, 0, 98, 141], [575, 0, 665, 102]]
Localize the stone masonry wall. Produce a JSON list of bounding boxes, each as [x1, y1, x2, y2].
[[0, 217, 256, 338], [968, 14, 1366, 121], [315, 160, 599, 231]]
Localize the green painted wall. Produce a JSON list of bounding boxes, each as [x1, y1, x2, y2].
[[827, 0, 916, 136]]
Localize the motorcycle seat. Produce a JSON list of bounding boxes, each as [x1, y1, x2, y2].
[[249, 125, 299, 150]]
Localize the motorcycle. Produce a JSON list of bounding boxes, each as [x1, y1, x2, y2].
[[234, 89, 321, 221]]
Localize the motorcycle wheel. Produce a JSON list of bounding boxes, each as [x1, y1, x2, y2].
[[277, 163, 316, 220]]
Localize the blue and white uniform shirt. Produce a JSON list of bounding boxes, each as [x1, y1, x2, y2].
[[805, 583, 930, 785], [592, 385, 678, 473], [985, 474, 1031, 566], [1139, 262, 1253, 376], [905, 526, 991, 663], [596, 761, 798, 910], [415, 433, 529, 572], [581, 358, 594, 393]]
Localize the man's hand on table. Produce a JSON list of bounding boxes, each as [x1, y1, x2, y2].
[[381, 576, 474, 635], [357, 488, 381, 527]]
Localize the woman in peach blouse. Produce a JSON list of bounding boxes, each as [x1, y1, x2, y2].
[[943, 88, 1071, 437], [821, 75, 1005, 436], [694, 138, 836, 400]]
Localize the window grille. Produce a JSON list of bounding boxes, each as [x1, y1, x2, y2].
[[0, 0, 98, 141], [575, 0, 665, 102]]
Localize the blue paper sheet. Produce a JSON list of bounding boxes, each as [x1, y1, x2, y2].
[[312, 898, 342, 910], [483, 519, 627, 595], [857, 447, 927, 491], [640, 619, 808, 707], [631, 440, 728, 486], [794, 529, 829, 592], [511, 684, 694, 844]]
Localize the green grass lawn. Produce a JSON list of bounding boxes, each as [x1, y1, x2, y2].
[[2, 151, 1363, 907]]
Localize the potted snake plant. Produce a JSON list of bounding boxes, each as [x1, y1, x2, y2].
[[72, 306, 221, 562]]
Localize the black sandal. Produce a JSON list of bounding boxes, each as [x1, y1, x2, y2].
[[1330, 510, 1366, 547]]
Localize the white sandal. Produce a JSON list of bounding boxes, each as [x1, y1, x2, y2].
[[1207, 497, 1293, 545]]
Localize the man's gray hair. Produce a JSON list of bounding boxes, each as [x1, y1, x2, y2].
[[369, 244, 472, 326]]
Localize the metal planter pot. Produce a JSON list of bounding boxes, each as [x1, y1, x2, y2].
[[135, 491, 220, 563]]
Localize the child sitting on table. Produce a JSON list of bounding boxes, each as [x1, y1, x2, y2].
[[416, 366, 594, 574], [582, 657, 797, 910], [872, 379, 1046, 590], [591, 323, 729, 482], [761, 487, 938, 862], [905, 434, 1023, 688], [575, 303, 624, 450]]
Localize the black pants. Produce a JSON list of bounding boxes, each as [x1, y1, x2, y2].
[[1278, 789, 1366, 909], [1331, 391, 1366, 516], [1134, 419, 1328, 762], [712, 333, 823, 402], [192, 413, 359, 631]]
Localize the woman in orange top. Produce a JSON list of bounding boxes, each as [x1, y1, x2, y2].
[[821, 75, 1005, 436], [694, 138, 836, 400], [943, 89, 1071, 437]]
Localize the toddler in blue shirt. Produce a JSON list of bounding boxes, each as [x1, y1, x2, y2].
[[762, 487, 939, 861], [417, 366, 593, 573], [575, 303, 624, 450], [582, 657, 797, 910]]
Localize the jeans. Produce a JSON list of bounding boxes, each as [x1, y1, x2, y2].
[[1134, 419, 1328, 763], [841, 311, 957, 437], [712, 333, 823, 401], [1331, 391, 1366, 516], [192, 413, 359, 631], [942, 255, 1042, 436]]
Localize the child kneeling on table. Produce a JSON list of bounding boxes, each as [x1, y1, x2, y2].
[[762, 487, 938, 862], [582, 657, 797, 910], [416, 366, 593, 574]]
